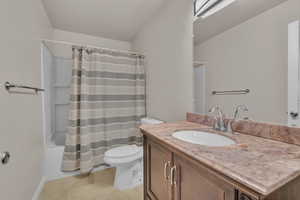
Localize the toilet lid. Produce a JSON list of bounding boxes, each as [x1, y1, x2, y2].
[[105, 145, 142, 159]]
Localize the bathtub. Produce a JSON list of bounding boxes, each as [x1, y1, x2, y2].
[[43, 144, 107, 181], [43, 145, 69, 181]]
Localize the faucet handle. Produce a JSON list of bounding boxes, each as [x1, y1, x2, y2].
[[213, 120, 221, 130], [209, 105, 221, 130], [233, 105, 249, 120], [226, 119, 234, 133], [208, 105, 220, 113], [209, 105, 227, 132]]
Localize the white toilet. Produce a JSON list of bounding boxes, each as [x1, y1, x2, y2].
[[104, 118, 163, 190]]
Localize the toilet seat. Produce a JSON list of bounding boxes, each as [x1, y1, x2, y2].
[[104, 145, 143, 165]]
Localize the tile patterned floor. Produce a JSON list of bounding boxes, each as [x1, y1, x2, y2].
[[39, 168, 143, 200]]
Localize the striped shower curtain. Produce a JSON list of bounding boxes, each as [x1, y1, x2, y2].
[[62, 47, 146, 173]]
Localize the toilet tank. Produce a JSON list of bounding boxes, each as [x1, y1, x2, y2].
[[141, 118, 163, 125]]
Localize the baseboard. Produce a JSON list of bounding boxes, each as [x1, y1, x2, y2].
[[32, 176, 46, 200]]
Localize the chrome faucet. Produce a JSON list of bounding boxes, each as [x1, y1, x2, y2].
[[227, 105, 249, 133], [208, 105, 227, 132]]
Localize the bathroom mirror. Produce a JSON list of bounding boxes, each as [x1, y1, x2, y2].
[[193, 0, 300, 125]]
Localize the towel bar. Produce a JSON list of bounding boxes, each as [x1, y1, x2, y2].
[[212, 89, 250, 95], [4, 81, 44, 93]]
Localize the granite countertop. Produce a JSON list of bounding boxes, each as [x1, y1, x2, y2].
[[140, 121, 300, 196]]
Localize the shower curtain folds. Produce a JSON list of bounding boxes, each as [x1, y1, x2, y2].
[[62, 47, 146, 173]]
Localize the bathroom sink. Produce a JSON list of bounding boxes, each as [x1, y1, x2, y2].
[[172, 130, 236, 147]]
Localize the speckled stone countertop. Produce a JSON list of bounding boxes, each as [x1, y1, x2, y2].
[[140, 121, 300, 196]]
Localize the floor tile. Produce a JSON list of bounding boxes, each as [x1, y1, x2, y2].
[[39, 168, 143, 200]]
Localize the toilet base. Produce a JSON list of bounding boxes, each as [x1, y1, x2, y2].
[[113, 159, 143, 190]]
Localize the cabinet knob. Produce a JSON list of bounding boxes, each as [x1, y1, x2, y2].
[[290, 112, 299, 119], [1, 151, 10, 165]]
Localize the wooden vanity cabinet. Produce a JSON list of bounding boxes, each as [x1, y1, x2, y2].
[[144, 138, 173, 200], [144, 136, 244, 200], [173, 155, 235, 200], [143, 132, 300, 200]]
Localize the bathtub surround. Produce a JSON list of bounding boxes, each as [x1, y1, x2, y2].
[[42, 44, 56, 146], [42, 44, 73, 146], [62, 47, 146, 173]]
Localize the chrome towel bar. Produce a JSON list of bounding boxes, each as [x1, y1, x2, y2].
[[212, 89, 250, 95], [4, 81, 44, 93]]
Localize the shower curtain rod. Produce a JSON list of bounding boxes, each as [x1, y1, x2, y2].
[[41, 39, 145, 58]]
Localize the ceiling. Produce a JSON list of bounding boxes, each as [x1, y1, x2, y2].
[[42, 0, 167, 41], [194, 0, 288, 44]]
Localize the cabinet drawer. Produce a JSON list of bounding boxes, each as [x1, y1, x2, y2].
[[235, 190, 259, 200]]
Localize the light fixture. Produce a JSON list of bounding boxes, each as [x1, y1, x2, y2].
[[194, 0, 237, 19]]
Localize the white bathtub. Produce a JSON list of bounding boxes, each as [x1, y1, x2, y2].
[[43, 145, 107, 181], [43, 146, 67, 180]]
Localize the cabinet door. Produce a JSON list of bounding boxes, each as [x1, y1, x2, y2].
[[144, 138, 173, 200], [173, 155, 235, 200]]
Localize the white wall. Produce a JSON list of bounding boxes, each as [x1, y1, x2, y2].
[[132, 0, 194, 122], [194, 0, 300, 124], [0, 0, 53, 199], [46, 29, 133, 59], [53, 29, 132, 51], [194, 65, 206, 114]]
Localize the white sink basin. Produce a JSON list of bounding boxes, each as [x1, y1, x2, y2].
[[172, 130, 236, 147]]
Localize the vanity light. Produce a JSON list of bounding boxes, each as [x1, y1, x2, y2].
[[194, 0, 237, 19]]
